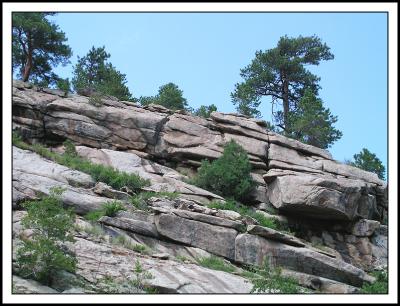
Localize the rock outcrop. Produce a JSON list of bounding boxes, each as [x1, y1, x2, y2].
[[11, 81, 388, 294]]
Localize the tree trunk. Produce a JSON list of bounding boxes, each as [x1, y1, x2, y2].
[[22, 55, 32, 82], [282, 78, 290, 132], [22, 32, 32, 82]]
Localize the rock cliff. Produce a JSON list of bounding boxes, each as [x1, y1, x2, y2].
[[12, 80, 388, 294]]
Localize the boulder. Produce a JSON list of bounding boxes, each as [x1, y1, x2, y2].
[[351, 219, 380, 237], [155, 213, 238, 260], [235, 234, 374, 287], [266, 170, 368, 221], [99, 216, 159, 238], [12, 276, 58, 293]]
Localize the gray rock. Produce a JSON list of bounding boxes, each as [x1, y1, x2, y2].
[[247, 225, 305, 247], [155, 213, 238, 260], [266, 170, 368, 220], [13, 147, 94, 188], [235, 234, 374, 287], [351, 219, 380, 237], [280, 269, 359, 293], [171, 209, 244, 231], [92, 182, 131, 201], [99, 216, 159, 238], [73, 236, 252, 293], [12, 276, 58, 293]]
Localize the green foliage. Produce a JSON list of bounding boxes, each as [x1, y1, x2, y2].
[[249, 259, 300, 294], [72, 46, 132, 100], [196, 256, 237, 273], [55, 77, 71, 96], [231, 35, 334, 131], [103, 200, 125, 217], [63, 139, 77, 157], [286, 89, 342, 149], [16, 187, 77, 285], [192, 140, 256, 202], [84, 210, 105, 222], [359, 269, 388, 294], [13, 139, 150, 192], [84, 200, 125, 221], [350, 148, 386, 180], [138, 82, 189, 110], [88, 93, 104, 107], [12, 13, 72, 84], [94, 261, 155, 293], [193, 104, 218, 118]]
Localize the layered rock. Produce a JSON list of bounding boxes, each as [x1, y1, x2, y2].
[[12, 81, 388, 293]]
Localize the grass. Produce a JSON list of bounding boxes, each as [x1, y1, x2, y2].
[[208, 199, 282, 231], [110, 235, 149, 254], [359, 269, 388, 294], [196, 256, 237, 273], [76, 223, 106, 239], [84, 200, 126, 221], [243, 260, 301, 294], [103, 200, 125, 217], [130, 191, 179, 212], [13, 132, 150, 193]]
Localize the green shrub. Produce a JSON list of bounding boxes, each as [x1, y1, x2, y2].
[[249, 259, 300, 294], [84, 200, 125, 221], [84, 210, 105, 222], [359, 269, 388, 294], [103, 200, 125, 217], [63, 139, 77, 157], [196, 256, 237, 273], [191, 140, 257, 202], [16, 187, 77, 286]]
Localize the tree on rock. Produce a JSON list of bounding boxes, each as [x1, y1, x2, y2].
[[12, 13, 72, 85], [192, 140, 256, 202], [194, 104, 218, 118], [231, 35, 334, 132], [286, 89, 342, 149], [72, 46, 132, 101], [350, 148, 386, 180], [138, 82, 189, 110]]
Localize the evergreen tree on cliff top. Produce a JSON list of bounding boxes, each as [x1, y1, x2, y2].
[[231, 35, 342, 149], [12, 13, 72, 86], [350, 148, 386, 180], [138, 82, 189, 110], [72, 46, 132, 101]]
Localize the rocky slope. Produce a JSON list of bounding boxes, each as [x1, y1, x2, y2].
[[12, 80, 388, 294]]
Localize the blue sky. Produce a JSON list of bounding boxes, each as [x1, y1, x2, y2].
[[49, 12, 388, 176]]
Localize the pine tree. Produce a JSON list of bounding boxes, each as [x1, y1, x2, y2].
[[350, 148, 386, 180], [286, 89, 342, 149], [12, 13, 72, 85], [232, 35, 334, 130], [72, 46, 132, 101]]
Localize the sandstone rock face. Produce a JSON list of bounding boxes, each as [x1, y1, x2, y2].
[[73, 237, 252, 293], [12, 81, 389, 293]]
